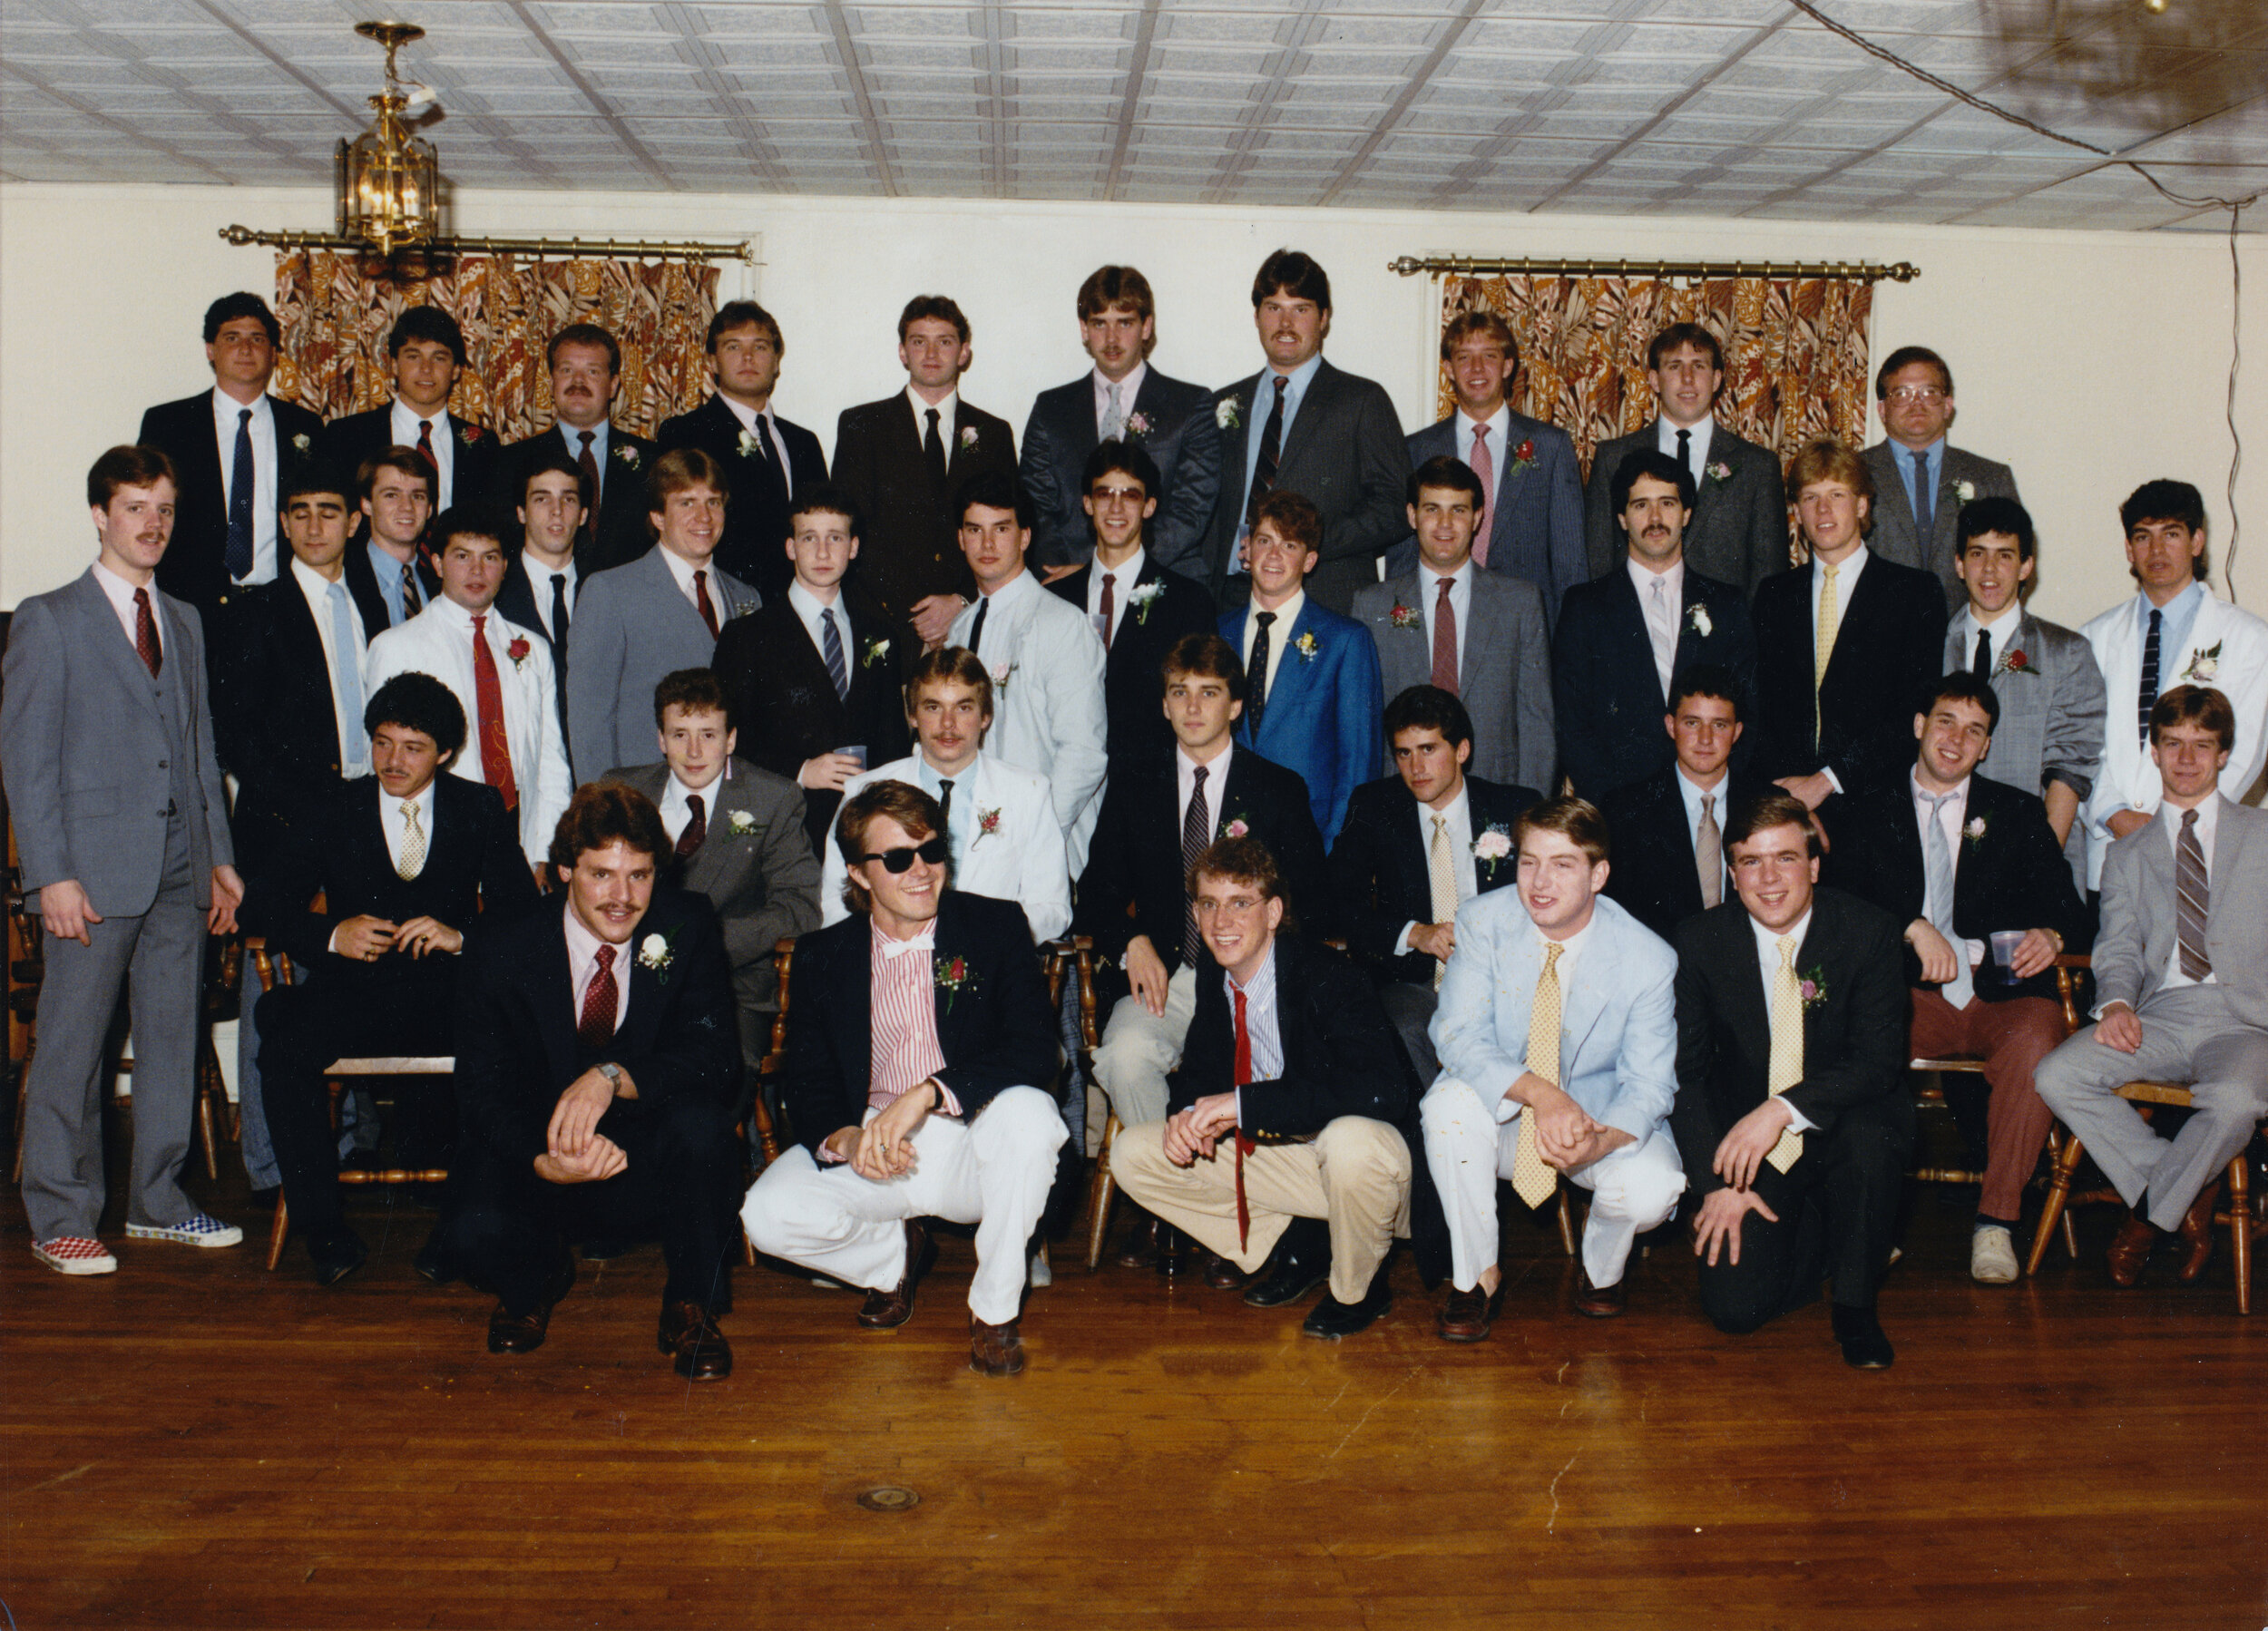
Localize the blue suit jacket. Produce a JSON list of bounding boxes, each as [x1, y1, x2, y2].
[[1221, 599, 1381, 848], [1391, 411, 1587, 627], [1431, 890, 1680, 1145]]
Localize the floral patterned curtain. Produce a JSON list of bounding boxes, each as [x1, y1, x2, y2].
[[1437, 273, 1875, 564], [271, 250, 721, 438]]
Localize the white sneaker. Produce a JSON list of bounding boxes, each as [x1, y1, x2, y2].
[[1970, 1224, 2019, 1284], [34, 1236, 118, 1275], [1028, 1245, 1053, 1288], [126, 1213, 244, 1248]]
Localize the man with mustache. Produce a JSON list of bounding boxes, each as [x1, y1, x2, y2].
[[493, 324, 660, 575]]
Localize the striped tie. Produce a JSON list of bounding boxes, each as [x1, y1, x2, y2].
[[1511, 942, 1562, 1208], [1765, 935, 1805, 1173], [1180, 764, 1209, 966], [2176, 808, 2212, 980], [820, 607, 849, 701]]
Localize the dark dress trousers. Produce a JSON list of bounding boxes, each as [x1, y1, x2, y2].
[[139, 390, 326, 617], [1671, 887, 1914, 1332], [443, 888, 745, 1314], [1019, 368, 1223, 578], [653, 395, 828, 601], [317, 405, 500, 517], [711, 598, 914, 856], [248, 776, 539, 1241], [492, 423, 662, 577], [1045, 556, 1217, 773], [830, 395, 1018, 626], [1582, 423, 1791, 595], [1598, 767, 1768, 943]]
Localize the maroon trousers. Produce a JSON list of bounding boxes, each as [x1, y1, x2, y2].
[[1909, 989, 2064, 1221]]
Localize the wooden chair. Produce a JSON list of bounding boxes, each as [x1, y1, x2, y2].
[[247, 938, 454, 1271]]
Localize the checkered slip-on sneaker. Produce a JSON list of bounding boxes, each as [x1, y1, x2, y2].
[[125, 1214, 244, 1249], [33, 1236, 118, 1275]]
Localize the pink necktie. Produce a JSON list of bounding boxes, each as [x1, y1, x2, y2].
[[1470, 424, 1494, 568]]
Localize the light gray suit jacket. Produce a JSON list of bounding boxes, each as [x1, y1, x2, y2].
[[0, 571, 232, 915], [567, 547, 758, 778], [599, 757, 819, 1017], [1946, 608, 2105, 802], [1864, 441, 2019, 610], [2094, 797, 2268, 1031], [1351, 568, 1554, 794]]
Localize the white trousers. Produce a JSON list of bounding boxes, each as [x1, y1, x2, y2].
[[741, 1086, 1067, 1326], [1090, 964, 1199, 1128], [1420, 1077, 1685, 1293]]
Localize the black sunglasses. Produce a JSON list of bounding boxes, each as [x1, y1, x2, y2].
[[858, 837, 949, 874]]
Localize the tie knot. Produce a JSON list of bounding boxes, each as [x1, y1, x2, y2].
[[552, 572, 566, 590], [1191, 763, 1207, 786], [1472, 423, 1489, 446], [401, 800, 417, 819], [2183, 807, 2198, 829], [1432, 812, 1449, 836], [687, 791, 704, 816], [1700, 792, 1715, 816], [938, 778, 953, 796], [1438, 576, 1453, 601], [1272, 376, 1287, 397], [1102, 572, 1115, 590], [240, 408, 252, 425], [1932, 791, 1960, 816], [926, 407, 940, 427], [472, 612, 486, 634], [1540, 941, 1563, 972], [134, 587, 150, 606], [593, 943, 614, 972], [1256, 610, 1276, 629], [1821, 559, 1839, 582], [1776, 934, 1798, 966]]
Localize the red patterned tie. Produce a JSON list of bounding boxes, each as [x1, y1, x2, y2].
[[1099, 572, 1117, 651], [415, 419, 440, 494], [693, 569, 720, 640], [676, 793, 706, 860], [470, 613, 519, 812], [578, 944, 618, 1049], [132, 588, 162, 679], [1232, 986, 1257, 1250], [1431, 576, 1459, 696]]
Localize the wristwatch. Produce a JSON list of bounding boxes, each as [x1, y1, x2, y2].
[[597, 1062, 623, 1093]]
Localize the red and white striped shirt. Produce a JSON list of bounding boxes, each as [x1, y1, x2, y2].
[[868, 922, 952, 1112]]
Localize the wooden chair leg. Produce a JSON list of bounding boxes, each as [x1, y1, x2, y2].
[[1084, 1112, 1122, 1272], [742, 1221, 758, 1268], [265, 1190, 290, 1272], [2027, 1128, 2087, 1276], [2044, 1127, 2080, 1260], [1555, 1184, 1576, 1258], [2226, 1153, 2250, 1316]]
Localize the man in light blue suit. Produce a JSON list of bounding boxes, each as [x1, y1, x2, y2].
[[1220, 490, 1382, 847], [1421, 796, 1684, 1338]]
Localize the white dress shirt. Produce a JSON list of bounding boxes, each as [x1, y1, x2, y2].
[[1458, 405, 1511, 495], [787, 579, 851, 668], [1177, 740, 1233, 837], [719, 396, 793, 491], [563, 899, 631, 1036], [1241, 587, 1305, 703], [1628, 555, 1686, 700], [659, 760, 731, 846], [1395, 784, 1475, 955], [905, 386, 962, 468], [1657, 415, 1716, 478], [289, 557, 369, 774], [1952, 602, 2022, 674], [1087, 546, 1147, 648], [2158, 796, 2220, 995], [1911, 770, 1984, 974], [1418, 560, 1474, 681], [1094, 362, 1148, 435], [212, 387, 281, 583], [389, 399, 456, 510], [1748, 906, 1818, 1133]]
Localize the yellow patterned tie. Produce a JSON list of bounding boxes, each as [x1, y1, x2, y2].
[[1427, 813, 1459, 991], [1813, 560, 1841, 747], [1765, 933, 1805, 1173], [1513, 942, 1563, 1207], [397, 801, 426, 881]]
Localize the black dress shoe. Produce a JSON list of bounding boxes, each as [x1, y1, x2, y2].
[[579, 1235, 637, 1263], [659, 1299, 732, 1381], [1303, 1271, 1392, 1340], [307, 1228, 367, 1288], [488, 1302, 551, 1354], [1201, 1252, 1246, 1291], [1115, 1217, 1162, 1270], [1830, 1303, 1895, 1370], [1243, 1219, 1331, 1308]]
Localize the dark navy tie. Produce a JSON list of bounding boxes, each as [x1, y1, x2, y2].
[[225, 408, 255, 581]]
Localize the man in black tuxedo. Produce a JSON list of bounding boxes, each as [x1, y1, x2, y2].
[[1600, 665, 1765, 942], [1198, 250, 1406, 613], [317, 308, 497, 515], [493, 450, 584, 752], [1111, 835, 1418, 1339], [492, 324, 660, 577], [741, 781, 1065, 1377], [654, 301, 827, 601], [1554, 449, 1757, 801], [442, 784, 744, 1380], [1823, 673, 2086, 1284], [140, 292, 326, 620], [1044, 440, 1217, 771], [1329, 685, 1539, 1083], [831, 295, 1018, 641], [1753, 439, 1950, 820], [1020, 265, 1223, 579], [1581, 323, 1791, 595], [248, 674, 539, 1284], [1672, 793, 1912, 1368], [712, 484, 914, 856], [344, 448, 439, 630]]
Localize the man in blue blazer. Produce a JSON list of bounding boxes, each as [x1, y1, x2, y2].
[[1019, 266, 1223, 579], [1422, 796, 1685, 1335], [1221, 490, 1382, 847], [1390, 309, 1585, 623]]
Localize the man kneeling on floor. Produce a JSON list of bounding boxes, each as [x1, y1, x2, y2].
[[742, 780, 1066, 1376], [1111, 835, 1417, 1339]]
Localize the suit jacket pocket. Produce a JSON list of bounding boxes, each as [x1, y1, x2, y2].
[[62, 784, 122, 820]]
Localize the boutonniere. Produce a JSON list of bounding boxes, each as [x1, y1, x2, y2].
[[1124, 410, 1153, 439], [1222, 817, 1250, 840], [973, 806, 1002, 845], [736, 428, 761, 458], [1995, 647, 2038, 679], [1294, 631, 1319, 663], [1216, 396, 1242, 431], [989, 659, 1016, 695], [934, 953, 978, 1011], [613, 443, 640, 469], [506, 635, 531, 669], [1963, 815, 1989, 849], [727, 810, 759, 837], [637, 929, 678, 983], [1129, 581, 1166, 624], [1388, 601, 1421, 631], [1471, 825, 1513, 869], [1706, 460, 1733, 485], [457, 423, 484, 447], [1686, 603, 1713, 638], [1510, 437, 1537, 474], [2180, 640, 2222, 684], [959, 425, 978, 451], [1952, 478, 1976, 504], [1799, 966, 1828, 1011], [860, 635, 890, 669], [291, 433, 311, 454]]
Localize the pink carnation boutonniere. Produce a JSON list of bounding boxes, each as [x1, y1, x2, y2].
[[1471, 825, 1513, 873], [974, 806, 1002, 846], [1706, 460, 1733, 485], [1799, 967, 1829, 1011], [959, 425, 979, 451], [506, 635, 532, 670], [1223, 818, 1249, 840], [1388, 601, 1421, 631], [1996, 647, 2038, 679], [1510, 437, 1538, 475], [613, 443, 640, 470], [935, 954, 978, 1012], [1124, 410, 1153, 439]]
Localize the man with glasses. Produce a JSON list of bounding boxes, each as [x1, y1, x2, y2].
[[1862, 346, 2021, 610]]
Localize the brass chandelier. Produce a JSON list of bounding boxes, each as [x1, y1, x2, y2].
[[335, 20, 438, 256]]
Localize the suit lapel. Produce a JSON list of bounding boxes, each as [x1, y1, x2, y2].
[[1276, 361, 1332, 473], [73, 575, 164, 722]]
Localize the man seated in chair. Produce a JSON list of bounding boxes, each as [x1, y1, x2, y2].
[[249, 673, 540, 1284], [2037, 684, 2268, 1290], [601, 667, 821, 1079], [1823, 671, 2087, 1284], [1110, 835, 1416, 1339], [1422, 796, 1685, 1337], [742, 781, 1066, 1376], [443, 785, 745, 1379]]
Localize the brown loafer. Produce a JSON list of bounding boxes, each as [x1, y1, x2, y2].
[[487, 1301, 552, 1355], [969, 1314, 1026, 1376], [859, 1220, 932, 1329], [1437, 1281, 1501, 1343], [1201, 1251, 1246, 1291], [1116, 1216, 1162, 1270], [2106, 1209, 2156, 1288], [1575, 1268, 1627, 1319], [2176, 1179, 2224, 1284], [659, 1299, 733, 1382]]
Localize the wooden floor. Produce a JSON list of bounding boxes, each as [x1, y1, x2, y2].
[[3, 1150, 2264, 1630]]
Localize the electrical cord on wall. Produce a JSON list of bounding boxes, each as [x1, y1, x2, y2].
[[1790, 0, 2257, 593]]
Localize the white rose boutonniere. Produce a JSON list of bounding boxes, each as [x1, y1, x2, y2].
[[1129, 581, 1166, 624], [727, 810, 759, 837], [1953, 478, 1976, 504], [1963, 816, 1988, 849], [737, 428, 761, 458], [861, 635, 891, 669], [1686, 603, 1713, 638], [291, 433, 312, 454], [636, 929, 677, 983], [1216, 397, 1242, 431], [2181, 640, 2223, 684], [990, 660, 1016, 695], [1706, 460, 1733, 485], [960, 425, 979, 451]]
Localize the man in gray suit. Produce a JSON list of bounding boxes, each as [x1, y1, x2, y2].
[[1581, 323, 1789, 596], [1198, 249, 1407, 614], [1863, 347, 2021, 610], [1390, 309, 1585, 626], [1, 446, 245, 1275], [2037, 684, 2268, 1289], [568, 447, 758, 777], [1944, 496, 2104, 884], [1353, 456, 1552, 792], [601, 668, 820, 1072]]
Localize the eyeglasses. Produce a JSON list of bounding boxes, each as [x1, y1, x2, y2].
[[1193, 895, 1266, 917], [858, 837, 949, 873], [1886, 386, 1947, 404]]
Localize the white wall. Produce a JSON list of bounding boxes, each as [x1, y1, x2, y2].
[[4, 180, 2262, 630]]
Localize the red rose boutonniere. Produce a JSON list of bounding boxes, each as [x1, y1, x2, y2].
[[1996, 648, 2038, 679], [457, 423, 485, 448], [1510, 437, 1538, 474], [1388, 601, 1421, 630], [935, 954, 978, 1012], [506, 636, 532, 670]]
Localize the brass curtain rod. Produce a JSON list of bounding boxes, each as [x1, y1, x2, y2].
[[220, 225, 754, 264], [1390, 254, 1919, 282]]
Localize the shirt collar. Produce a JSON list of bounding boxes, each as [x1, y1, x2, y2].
[[1900, 436, 1947, 464], [2137, 580, 2206, 620], [977, 566, 1038, 613], [386, 776, 438, 826], [211, 386, 270, 425], [787, 579, 840, 623], [905, 385, 959, 424], [1628, 554, 1685, 594], [562, 898, 619, 971], [670, 762, 730, 806], [1095, 361, 1148, 402], [1253, 586, 1305, 631], [657, 544, 715, 598], [1965, 601, 2022, 637], [1422, 783, 1471, 830], [1750, 907, 1814, 961], [91, 559, 152, 613], [1911, 767, 1971, 808], [1814, 543, 1869, 578], [1266, 354, 1325, 396], [1537, 913, 1597, 961], [1224, 939, 1278, 1001], [1178, 739, 1232, 779], [1094, 545, 1146, 585], [1421, 558, 1474, 596], [391, 399, 445, 433], [1461, 403, 1510, 440], [290, 555, 347, 602], [872, 918, 938, 959], [556, 419, 610, 457]]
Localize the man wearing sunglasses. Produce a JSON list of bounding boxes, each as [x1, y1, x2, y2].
[[744, 780, 1065, 1376]]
